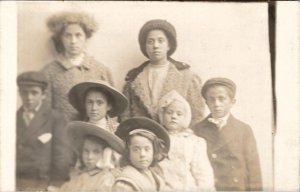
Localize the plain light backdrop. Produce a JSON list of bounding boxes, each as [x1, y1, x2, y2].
[[17, 1, 273, 190]]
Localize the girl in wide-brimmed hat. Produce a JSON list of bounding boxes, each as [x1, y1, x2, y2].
[[113, 117, 171, 192], [68, 80, 128, 171], [58, 121, 124, 191], [157, 90, 215, 191]]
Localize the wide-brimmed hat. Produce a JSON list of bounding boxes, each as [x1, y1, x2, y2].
[[115, 117, 170, 154], [68, 80, 128, 117], [68, 121, 125, 154]]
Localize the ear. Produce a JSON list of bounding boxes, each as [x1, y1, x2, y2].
[[231, 98, 236, 105], [107, 103, 112, 112], [41, 90, 47, 100]]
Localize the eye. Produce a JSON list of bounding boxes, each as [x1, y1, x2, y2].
[[76, 33, 83, 38], [146, 39, 154, 44], [158, 38, 165, 43], [166, 110, 173, 114], [96, 100, 104, 105], [177, 111, 183, 116]]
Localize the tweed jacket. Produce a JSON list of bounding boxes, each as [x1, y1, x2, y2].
[[113, 165, 167, 192], [121, 60, 204, 126], [192, 115, 263, 191], [42, 53, 114, 121], [16, 103, 71, 188]]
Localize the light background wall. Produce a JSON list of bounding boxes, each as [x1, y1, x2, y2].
[[17, 1, 273, 190]]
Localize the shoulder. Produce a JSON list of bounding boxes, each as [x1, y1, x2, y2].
[[125, 61, 150, 81], [230, 115, 252, 130], [168, 57, 190, 70]]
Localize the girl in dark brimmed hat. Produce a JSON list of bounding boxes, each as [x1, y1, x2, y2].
[[68, 80, 128, 173], [121, 19, 205, 127], [112, 117, 171, 192], [42, 11, 114, 122], [57, 121, 124, 191]]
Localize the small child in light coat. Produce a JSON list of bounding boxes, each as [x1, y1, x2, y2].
[[157, 90, 215, 191]]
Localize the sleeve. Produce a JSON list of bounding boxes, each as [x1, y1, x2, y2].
[[190, 136, 216, 191], [112, 180, 137, 192], [119, 82, 132, 122], [244, 126, 263, 191], [40, 65, 53, 108], [50, 111, 72, 185], [186, 73, 205, 127]]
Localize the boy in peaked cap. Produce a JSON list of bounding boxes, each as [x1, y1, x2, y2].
[[16, 71, 71, 191], [192, 77, 262, 191]]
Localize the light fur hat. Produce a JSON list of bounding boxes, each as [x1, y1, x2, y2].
[[157, 90, 192, 128]]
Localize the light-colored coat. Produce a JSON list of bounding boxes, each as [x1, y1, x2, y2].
[[42, 54, 114, 121], [122, 60, 204, 126], [159, 131, 215, 191], [193, 115, 263, 191]]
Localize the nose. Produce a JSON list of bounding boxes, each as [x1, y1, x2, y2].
[[91, 103, 98, 110], [171, 112, 177, 119], [140, 149, 146, 158], [214, 99, 221, 107], [71, 35, 77, 44], [88, 152, 94, 160], [153, 40, 159, 48], [27, 93, 34, 100]]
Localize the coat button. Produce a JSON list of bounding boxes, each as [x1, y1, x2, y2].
[[231, 165, 235, 169], [211, 153, 217, 159], [233, 177, 239, 183]]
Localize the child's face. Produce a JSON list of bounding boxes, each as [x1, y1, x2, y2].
[[205, 86, 236, 118], [19, 85, 45, 110], [145, 30, 170, 63], [85, 90, 112, 123], [129, 135, 154, 171], [163, 100, 186, 132], [82, 139, 104, 171]]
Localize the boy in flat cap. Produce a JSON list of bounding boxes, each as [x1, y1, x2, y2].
[[192, 77, 262, 191], [16, 71, 71, 191]]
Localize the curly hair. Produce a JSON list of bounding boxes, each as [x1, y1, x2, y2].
[[47, 11, 98, 53], [119, 131, 167, 168]]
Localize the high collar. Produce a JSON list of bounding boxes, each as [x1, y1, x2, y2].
[[56, 52, 91, 70]]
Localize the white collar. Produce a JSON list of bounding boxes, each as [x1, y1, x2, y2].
[[23, 101, 42, 113]]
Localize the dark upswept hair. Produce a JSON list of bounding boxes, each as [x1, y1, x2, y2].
[[47, 11, 98, 53], [119, 131, 167, 168]]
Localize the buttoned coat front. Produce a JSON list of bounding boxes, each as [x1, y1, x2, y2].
[[192, 115, 263, 191], [16, 103, 71, 190], [121, 60, 205, 126]]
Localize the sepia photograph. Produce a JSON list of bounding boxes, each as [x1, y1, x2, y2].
[[1, 1, 299, 191]]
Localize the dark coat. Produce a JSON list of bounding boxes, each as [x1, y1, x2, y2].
[[16, 103, 71, 189], [192, 115, 263, 191]]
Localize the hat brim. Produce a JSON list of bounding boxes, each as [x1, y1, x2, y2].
[[115, 117, 170, 153], [68, 121, 125, 154], [68, 81, 128, 117]]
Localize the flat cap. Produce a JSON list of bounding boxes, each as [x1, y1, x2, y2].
[[17, 71, 48, 89], [201, 77, 236, 99]]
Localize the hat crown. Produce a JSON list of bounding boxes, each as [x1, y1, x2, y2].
[[201, 77, 236, 98], [17, 71, 48, 88]]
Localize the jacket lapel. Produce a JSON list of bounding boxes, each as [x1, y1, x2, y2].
[[159, 64, 185, 98], [211, 115, 240, 152], [21, 103, 50, 144]]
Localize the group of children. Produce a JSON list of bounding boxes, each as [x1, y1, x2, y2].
[[16, 70, 262, 192]]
